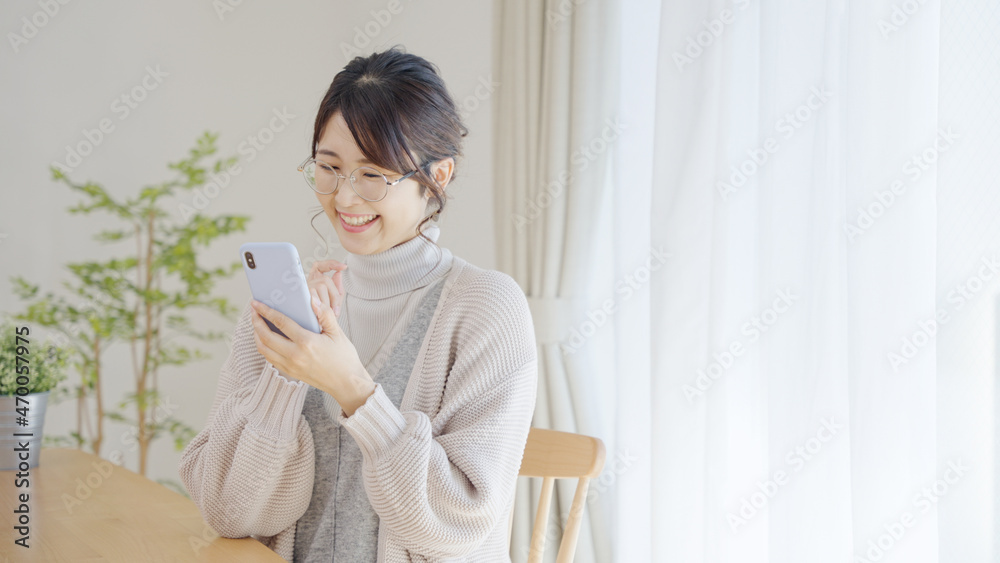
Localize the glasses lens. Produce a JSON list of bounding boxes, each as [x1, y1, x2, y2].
[[304, 159, 339, 194], [351, 167, 389, 201]]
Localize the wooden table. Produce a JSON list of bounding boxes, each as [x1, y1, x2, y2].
[[0, 447, 285, 562]]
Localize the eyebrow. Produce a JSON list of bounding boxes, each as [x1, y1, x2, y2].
[[316, 149, 373, 165]]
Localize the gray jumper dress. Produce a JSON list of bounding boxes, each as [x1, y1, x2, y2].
[[293, 277, 447, 562]]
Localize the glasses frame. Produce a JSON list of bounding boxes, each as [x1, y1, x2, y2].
[[297, 156, 422, 202]]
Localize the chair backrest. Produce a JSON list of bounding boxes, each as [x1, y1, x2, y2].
[[507, 427, 606, 563]]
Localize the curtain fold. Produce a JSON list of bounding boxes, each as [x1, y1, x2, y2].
[[494, 1, 621, 562], [496, 0, 996, 560], [640, 0, 943, 559], [613, 0, 995, 561]]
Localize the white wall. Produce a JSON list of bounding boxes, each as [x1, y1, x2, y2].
[[0, 0, 495, 488]]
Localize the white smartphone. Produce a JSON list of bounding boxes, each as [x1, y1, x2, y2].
[[239, 242, 321, 338]]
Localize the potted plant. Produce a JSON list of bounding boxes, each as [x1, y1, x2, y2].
[[6, 132, 249, 490], [0, 317, 69, 470]]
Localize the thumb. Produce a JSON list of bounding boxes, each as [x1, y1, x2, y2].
[[311, 287, 342, 336]]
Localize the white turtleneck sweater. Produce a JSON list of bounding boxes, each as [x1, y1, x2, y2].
[[340, 223, 454, 380], [178, 223, 539, 562], [277, 224, 453, 413]]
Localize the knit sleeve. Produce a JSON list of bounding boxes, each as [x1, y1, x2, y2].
[[337, 271, 538, 559], [178, 297, 316, 541]]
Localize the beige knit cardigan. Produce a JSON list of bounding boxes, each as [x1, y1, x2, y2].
[[178, 255, 538, 562]]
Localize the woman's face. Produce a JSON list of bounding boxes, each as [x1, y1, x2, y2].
[[315, 111, 450, 255]]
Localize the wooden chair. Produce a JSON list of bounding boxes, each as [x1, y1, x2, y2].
[[507, 427, 606, 563]]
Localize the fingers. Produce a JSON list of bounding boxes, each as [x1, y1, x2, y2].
[[312, 259, 348, 273], [314, 280, 332, 308], [250, 300, 301, 352], [308, 259, 346, 317], [307, 275, 337, 310], [252, 324, 275, 361], [310, 287, 344, 336], [332, 268, 345, 306], [251, 313, 284, 372]]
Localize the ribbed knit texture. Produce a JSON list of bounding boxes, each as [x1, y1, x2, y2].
[[294, 275, 447, 563], [178, 224, 538, 562], [341, 223, 454, 380]]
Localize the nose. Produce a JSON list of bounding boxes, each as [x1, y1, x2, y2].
[[333, 179, 366, 207]]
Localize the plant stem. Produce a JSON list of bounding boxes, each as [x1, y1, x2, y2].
[[93, 335, 103, 456], [76, 383, 84, 451], [138, 208, 155, 476]]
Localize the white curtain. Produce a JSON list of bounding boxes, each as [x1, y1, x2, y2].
[[494, 1, 621, 562], [495, 0, 997, 560], [603, 0, 999, 561]]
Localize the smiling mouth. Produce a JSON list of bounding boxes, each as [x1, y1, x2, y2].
[[340, 213, 380, 226]]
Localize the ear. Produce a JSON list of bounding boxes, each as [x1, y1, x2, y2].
[[428, 157, 455, 189]]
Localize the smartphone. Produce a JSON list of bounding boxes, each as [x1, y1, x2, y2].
[[240, 242, 321, 338]]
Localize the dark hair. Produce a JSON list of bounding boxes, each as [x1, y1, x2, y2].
[[308, 46, 468, 260]]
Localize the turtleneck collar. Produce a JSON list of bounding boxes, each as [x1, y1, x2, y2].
[[342, 223, 453, 300]]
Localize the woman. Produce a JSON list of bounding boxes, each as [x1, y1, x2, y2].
[[178, 47, 538, 562]]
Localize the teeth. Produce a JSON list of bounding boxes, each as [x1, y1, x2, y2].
[[342, 214, 378, 226]]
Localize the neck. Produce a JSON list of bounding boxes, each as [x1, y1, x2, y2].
[[343, 223, 452, 299]]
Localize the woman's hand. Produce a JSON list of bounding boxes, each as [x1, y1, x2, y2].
[[250, 288, 376, 417], [308, 259, 348, 317]]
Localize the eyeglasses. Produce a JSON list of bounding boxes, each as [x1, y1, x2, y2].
[[297, 156, 421, 202]]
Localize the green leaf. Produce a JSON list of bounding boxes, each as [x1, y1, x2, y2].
[[93, 229, 133, 242]]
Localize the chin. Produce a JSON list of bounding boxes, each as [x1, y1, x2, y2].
[[334, 226, 380, 255]]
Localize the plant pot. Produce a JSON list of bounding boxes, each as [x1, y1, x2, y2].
[[0, 391, 50, 471]]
